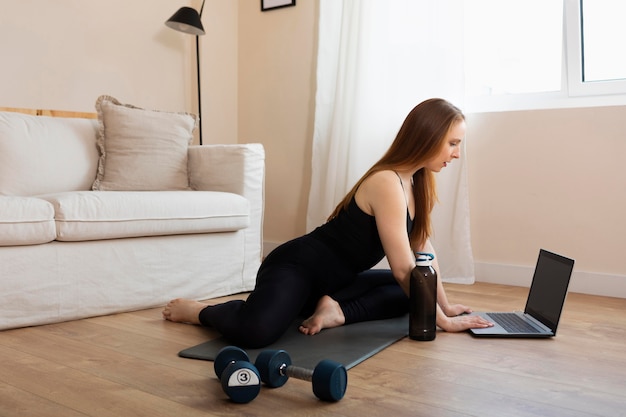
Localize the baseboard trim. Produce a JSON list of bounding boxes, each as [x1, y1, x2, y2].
[[475, 262, 626, 299]]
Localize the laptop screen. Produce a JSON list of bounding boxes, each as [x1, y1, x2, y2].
[[524, 249, 575, 333]]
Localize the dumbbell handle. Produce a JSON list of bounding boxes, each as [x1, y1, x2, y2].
[[258, 353, 347, 402], [279, 364, 313, 382]]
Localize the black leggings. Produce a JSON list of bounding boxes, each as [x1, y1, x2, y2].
[[198, 236, 408, 348]]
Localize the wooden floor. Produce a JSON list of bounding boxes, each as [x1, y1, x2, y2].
[[1, 282, 625, 417]]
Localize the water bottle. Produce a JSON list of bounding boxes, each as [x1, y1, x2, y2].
[[409, 252, 437, 341]]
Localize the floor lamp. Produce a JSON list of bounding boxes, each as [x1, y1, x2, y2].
[[165, 1, 206, 145]]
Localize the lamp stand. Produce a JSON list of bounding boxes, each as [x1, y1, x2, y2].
[[165, 0, 206, 145], [195, 0, 205, 145], [195, 34, 202, 145]]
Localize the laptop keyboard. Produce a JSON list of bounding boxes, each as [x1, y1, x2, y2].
[[488, 313, 542, 333]]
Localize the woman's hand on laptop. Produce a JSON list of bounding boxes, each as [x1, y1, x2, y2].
[[437, 305, 494, 332]]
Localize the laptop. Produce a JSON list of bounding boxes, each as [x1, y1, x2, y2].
[[469, 249, 575, 338]]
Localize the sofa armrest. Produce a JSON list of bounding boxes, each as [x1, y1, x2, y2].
[[188, 143, 265, 289], [188, 143, 264, 194]]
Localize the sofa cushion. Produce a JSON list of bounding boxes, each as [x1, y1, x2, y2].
[[92, 95, 197, 192], [0, 111, 99, 196], [39, 191, 250, 241], [0, 196, 56, 246]]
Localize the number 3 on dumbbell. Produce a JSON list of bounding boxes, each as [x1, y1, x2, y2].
[[228, 365, 259, 386], [214, 346, 261, 404], [221, 361, 261, 404]]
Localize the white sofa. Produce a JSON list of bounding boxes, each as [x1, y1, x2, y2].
[[0, 101, 264, 331]]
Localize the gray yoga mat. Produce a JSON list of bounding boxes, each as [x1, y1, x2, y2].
[[179, 315, 409, 370]]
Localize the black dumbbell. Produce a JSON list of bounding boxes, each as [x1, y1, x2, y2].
[[214, 346, 261, 404], [254, 349, 347, 402]]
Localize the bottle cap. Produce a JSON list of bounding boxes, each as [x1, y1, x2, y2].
[[415, 252, 434, 266]]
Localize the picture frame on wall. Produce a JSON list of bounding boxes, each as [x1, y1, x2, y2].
[[261, 0, 296, 12]]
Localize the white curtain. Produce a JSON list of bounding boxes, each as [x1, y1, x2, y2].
[[307, 0, 474, 283]]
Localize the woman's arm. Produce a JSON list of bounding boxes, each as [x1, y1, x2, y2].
[[358, 171, 492, 332], [436, 304, 493, 331], [422, 240, 493, 331], [357, 170, 416, 294], [421, 240, 472, 317]]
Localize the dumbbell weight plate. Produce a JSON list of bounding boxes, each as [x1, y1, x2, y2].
[[312, 359, 348, 402], [214, 346, 250, 379], [254, 349, 291, 388], [221, 361, 261, 404]]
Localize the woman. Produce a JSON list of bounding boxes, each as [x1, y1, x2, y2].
[[163, 98, 492, 348]]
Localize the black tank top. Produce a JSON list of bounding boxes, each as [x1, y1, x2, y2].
[[308, 197, 412, 273]]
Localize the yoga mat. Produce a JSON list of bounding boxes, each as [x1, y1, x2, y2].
[[179, 315, 409, 370]]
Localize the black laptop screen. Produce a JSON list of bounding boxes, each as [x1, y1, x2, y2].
[[524, 249, 575, 333]]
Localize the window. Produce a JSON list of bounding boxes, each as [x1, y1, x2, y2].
[[567, 0, 626, 96], [464, 0, 626, 112], [580, 0, 626, 82], [464, 0, 563, 96]]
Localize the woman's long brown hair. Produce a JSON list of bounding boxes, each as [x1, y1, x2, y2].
[[327, 98, 465, 250]]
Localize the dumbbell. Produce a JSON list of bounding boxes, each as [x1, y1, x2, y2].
[[213, 346, 261, 404], [254, 349, 347, 402]]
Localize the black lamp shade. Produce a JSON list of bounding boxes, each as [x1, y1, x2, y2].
[[165, 7, 205, 36]]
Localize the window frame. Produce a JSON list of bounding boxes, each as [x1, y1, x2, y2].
[[565, 0, 626, 97], [465, 0, 626, 113]]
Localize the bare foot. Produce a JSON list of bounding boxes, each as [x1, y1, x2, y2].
[[162, 298, 207, 324], [299, 295, 345, 336]]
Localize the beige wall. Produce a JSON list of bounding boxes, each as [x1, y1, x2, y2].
[[0, 0, 237, 145], [467, 107, 626, 275], [2, 1, 624, 296], [238, 0, 317, 244], [466, 108, 626, 296]]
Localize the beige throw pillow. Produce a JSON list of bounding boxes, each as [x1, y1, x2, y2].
[[92, 95, 197, 191]]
